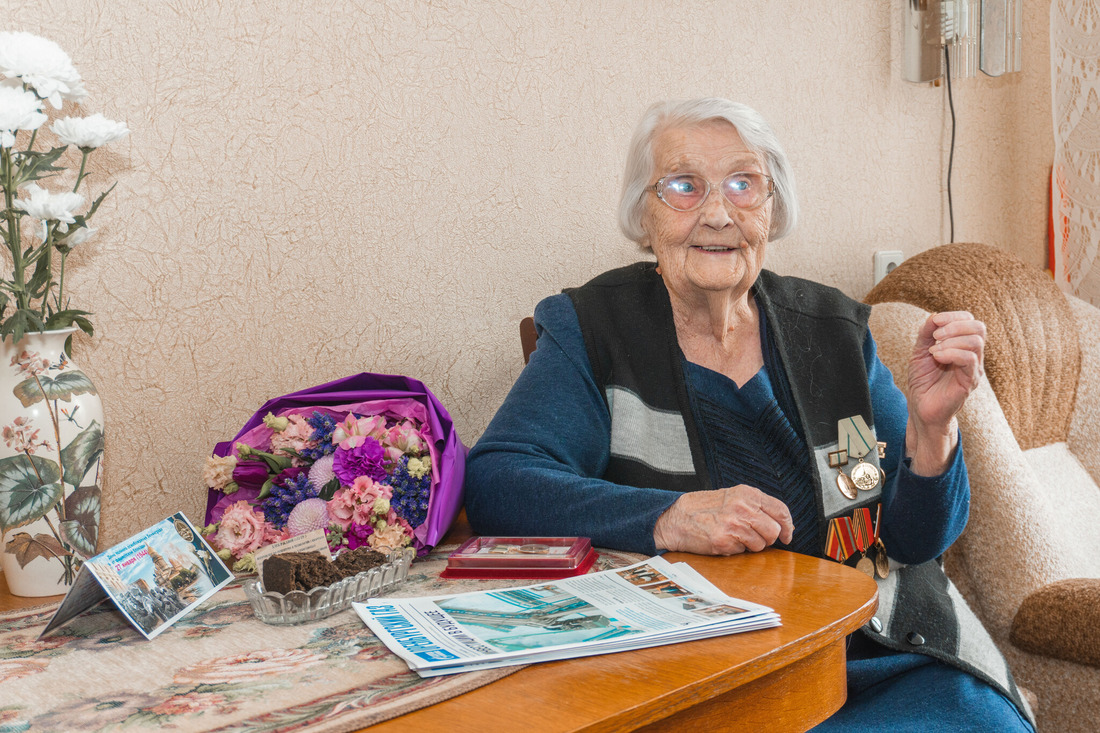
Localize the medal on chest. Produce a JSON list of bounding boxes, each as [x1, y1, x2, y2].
[[830, 416, 885, 499], [825, 503, 890, 579]]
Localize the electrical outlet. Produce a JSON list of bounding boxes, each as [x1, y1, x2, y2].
[[873, 251, 905, 285]]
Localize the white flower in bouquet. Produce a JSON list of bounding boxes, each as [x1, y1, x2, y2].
[[14, 183, 84, 233], [0, 86, 46, 147], [0, 31, 86, 109], [51, 113, 129, 150]]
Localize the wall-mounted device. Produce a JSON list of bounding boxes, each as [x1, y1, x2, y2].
[[903, 0, 1022, 83]]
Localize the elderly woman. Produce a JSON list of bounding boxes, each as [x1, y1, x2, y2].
[[464, 98, 1032, 731]]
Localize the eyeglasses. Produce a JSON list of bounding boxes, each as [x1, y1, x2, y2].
[[652, 172, 775, 212]]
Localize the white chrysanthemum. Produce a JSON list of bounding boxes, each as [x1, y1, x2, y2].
[[14, 183, 84, 233], [60, 225, 95, 247], [308, 453, 337, 493], [286, 498, 331, 536], [0, 85, 46, 148], [51, 113, 128, 150], [0, 32, 86, 109]]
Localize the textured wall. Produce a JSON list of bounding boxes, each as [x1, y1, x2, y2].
[[6, 0, 1053, 547]]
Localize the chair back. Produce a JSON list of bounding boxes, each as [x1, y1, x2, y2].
[[520, 316, 537, 364]]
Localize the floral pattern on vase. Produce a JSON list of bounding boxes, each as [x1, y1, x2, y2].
[[0, 327, 103, 596]]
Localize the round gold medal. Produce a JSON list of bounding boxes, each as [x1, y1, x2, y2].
[[836, 472, 858, 500], [856, 555, 875, 577], [851, 461, 880, 491]]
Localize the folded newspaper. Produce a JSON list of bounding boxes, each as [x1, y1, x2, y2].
[[353, 554, 780, 677]]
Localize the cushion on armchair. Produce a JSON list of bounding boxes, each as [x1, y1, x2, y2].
[[1010, 578, 1100, 667]]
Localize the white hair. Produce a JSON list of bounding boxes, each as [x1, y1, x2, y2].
[[617, 98, 798, 244]]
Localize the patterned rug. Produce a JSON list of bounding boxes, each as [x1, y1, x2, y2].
[[0, 545, 642, 732]]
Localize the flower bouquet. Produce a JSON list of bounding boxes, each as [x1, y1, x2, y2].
[[201, 373, 465, 573]]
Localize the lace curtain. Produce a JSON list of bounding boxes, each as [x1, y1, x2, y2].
[[1052, 0, 1100, 305]]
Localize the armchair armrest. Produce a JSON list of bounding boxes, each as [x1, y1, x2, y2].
[[1010, 579, 1100, 667]]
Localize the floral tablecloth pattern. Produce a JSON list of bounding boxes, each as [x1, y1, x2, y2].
[[0, 546, 643, 732]]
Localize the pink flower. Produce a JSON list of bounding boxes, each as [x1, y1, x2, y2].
[[352, 500, 377, 526], [326, 488, 358, 529], [368, 521, 412, 551], [10, 349, 49, 378], [331, 414, 387, 450], [263, 523, 290, 545], [269, 414, 318, 457], [383, 420, 427, 463], [387, 510, 413, 536], [327, 477, 392, 530], [350, 475, 392, 504], [209, 501, 268, 558], [2, 416, 51, 454]]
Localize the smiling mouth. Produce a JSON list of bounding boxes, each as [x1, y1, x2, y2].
[[693, 245, 737, 252]]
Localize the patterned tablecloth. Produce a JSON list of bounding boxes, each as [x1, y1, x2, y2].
[[0, 545, 642, 733]]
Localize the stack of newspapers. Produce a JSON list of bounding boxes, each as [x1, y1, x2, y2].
[[353, 554, 780, 677]]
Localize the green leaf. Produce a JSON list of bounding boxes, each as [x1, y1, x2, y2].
[[0, 310, 46, 346], [26, 255, 52, 297], [319, 476, 341, 501], [60, 419, 103, 486], [83, 183, 115, 220], [12, 370, 98, 408], [0, 455, 62, 533], [43, 309, 93, 334], [5, 532, 66, 568], [60, 484, 100, 557], [14, 146, 67, 186]]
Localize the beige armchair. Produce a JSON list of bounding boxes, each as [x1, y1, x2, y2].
[[864, 242, 1100, 733]]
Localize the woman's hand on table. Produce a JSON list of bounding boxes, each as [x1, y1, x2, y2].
[[653, 485, 794, 555], [905, 310, 986, 476]]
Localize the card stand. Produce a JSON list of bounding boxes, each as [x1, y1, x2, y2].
[[243, 547, 415, 625]]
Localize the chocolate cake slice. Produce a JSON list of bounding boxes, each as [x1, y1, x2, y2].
[[334, 548, 387, 576], [262, 552, 341, 594], [262, 548, 390, 594]]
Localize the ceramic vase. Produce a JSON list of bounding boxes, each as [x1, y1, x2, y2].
[[0, 328, 104, 596]]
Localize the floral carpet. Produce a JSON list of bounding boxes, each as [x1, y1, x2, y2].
[[0, 545, 642, 733]]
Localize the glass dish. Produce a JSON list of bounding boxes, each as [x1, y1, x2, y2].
[[242, 547, 415, 625]]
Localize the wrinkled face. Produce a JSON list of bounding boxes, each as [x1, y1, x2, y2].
[[642, 120, 772, 303]]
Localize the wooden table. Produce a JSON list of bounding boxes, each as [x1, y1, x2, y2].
[[366, 547, 878, 732], [0, 541, 877, 733]]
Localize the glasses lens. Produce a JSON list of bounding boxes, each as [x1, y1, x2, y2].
[[721, 172, 770, 209], [658, 174, 708, 211]]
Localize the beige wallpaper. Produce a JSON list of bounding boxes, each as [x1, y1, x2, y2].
[[6, 0, 1053, 548]]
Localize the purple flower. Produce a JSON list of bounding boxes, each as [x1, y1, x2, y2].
[[346, 522, 374, 550], [332, 437, 386, 486], [274, 465, 306, 485], [232, 461, 271, 494]]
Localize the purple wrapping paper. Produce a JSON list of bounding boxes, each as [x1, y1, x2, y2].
[[203, 372, 466, 552]]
